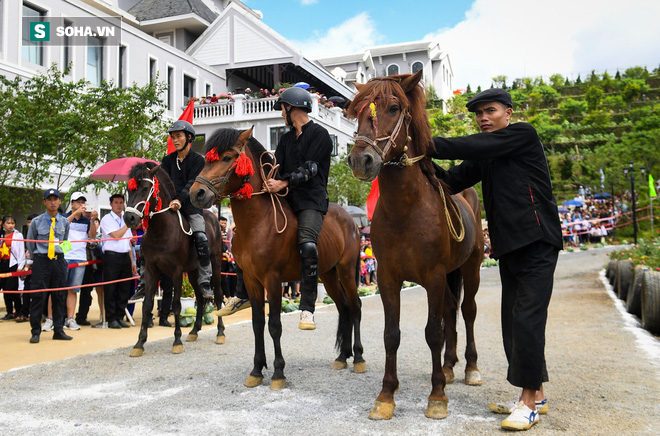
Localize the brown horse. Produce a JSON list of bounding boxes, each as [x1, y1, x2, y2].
[[124, 162, 225, 356], [346, 70, 484, 420], [189, 127, 365, 390]]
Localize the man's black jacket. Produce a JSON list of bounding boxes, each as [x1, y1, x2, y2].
[[275, 120, 333, 214], [432, 122, 562, 259], [161, 149, 205, 215]]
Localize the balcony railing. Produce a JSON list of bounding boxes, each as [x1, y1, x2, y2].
[[190, 94, 352, 132]]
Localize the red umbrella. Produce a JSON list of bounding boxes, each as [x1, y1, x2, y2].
[[90, 157, 158, 182]]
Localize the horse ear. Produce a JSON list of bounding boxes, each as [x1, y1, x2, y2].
[[354, 82, 365, 93], [401, 70, 423, 93], [238, 127, 253, 149], [148, 164, 160, 176]]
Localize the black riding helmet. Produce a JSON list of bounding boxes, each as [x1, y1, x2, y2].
[[168, 120, 196, 145], [273, 87, 312, 113]]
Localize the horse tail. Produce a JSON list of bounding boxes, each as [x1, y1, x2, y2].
[[446, 268, 463, 311]]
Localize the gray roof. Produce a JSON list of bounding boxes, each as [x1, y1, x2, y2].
[[365, 41, 431, 56], [129, 0, 218, 23], [316, 52, 366, 66]]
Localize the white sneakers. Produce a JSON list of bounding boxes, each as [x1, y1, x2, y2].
[[64, 318, 81, 331], [499, 401, 540, 431], [41, 318, 53, 332], [298, 310, 316, 330], [489, 398, 548, 415]]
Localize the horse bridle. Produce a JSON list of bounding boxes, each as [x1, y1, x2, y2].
[[353, 99, 413, 165], [194, 144, 245, 199]]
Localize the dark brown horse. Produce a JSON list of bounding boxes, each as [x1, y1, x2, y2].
[[189, 127, 365, 390], [346, 70, 484, 420], [124, 162, 225, 356]]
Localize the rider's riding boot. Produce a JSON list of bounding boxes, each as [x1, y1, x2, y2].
[[129, 281, 146, 302], [298, 242, 318, 330], [193, 231, 215, 299]]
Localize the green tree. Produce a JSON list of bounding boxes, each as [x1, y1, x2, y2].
[[559, 98, 588, 122], [530, 85, 560, 110], [0, 64, 168, 211], [620, 79, 649, 106], [327, 153, 371, 206], [601, 71, 616, 92], [584, 85, 604, 111], [549, 74, 564, 89]]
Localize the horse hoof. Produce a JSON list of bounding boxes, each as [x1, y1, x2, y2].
[[443, 370, 455, 384], [465, 370, 483, 386], [216, 335, 226, 345], [425, 399, 448, 419], [369, 401, 395, 420], [244, 376, 263, 388], [129, 348, 144, 357], [172, 345, 183, 354], [353, 361, 367, 374], [331, 360, 347, 370], [270, 379, 286, 390], [186, 334, 198, 342]]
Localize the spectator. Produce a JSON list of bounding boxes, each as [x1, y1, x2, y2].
[[77, 213, 102, 326], [210, 93, 218, 103], [63, 192, 98, 330], [100, 193, 137, 329], [16, 213, 38, 323], [219, 216, 236, 299], [1, 215, 26, 320], [27, 189, 72, 343]]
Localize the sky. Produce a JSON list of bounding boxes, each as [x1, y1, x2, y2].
[[242, 0, 660, 90]]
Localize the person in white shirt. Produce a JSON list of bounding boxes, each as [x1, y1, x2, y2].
[[100, 194, 137, 329]]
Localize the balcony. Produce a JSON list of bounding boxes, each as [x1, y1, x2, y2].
[[191, 93, 353, 132]]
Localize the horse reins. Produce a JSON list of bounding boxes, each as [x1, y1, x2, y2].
[[126, 177, 193, 236]]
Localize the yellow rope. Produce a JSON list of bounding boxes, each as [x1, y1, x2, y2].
[[438, 184, 465, 242]]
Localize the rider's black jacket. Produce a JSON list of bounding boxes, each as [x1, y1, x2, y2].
[[274, 120, 333, 214], [161, 149, 205, 216]]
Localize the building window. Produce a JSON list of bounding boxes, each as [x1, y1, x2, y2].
[[62, 19, 72, 71], [149, 58, 157, 83], [412, 61, 423, 74], [191, 134, 205, 155], [118, 45, 126, 88], [87, 36, 103, 86], [387, 64, 399, 76], [329, 134, 339, 156], [205, 83, 211, 97], [269, 126, 290, 151], [22, 4, 44, 66], [183, 74, 195, 103], [167, 66, 174, 110]]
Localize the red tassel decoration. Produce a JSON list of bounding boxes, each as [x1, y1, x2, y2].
[[206, 148, 220, 162], [128, 178, 138, 191], [233, 153, 254, 177], [234, 183, 253, 199]]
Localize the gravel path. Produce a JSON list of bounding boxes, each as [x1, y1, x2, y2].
[[0, 246, 658, 435]]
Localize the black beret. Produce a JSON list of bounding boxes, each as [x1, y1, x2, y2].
[[466, 88, 512, 112]]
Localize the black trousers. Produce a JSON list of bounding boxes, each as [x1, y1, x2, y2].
[[102, 251, 132, 324], [19, 275, 32, 318], [498, 240, 559, 390], [1, 261, 21, 315], [29, 255, 67, 336], [296, 209, 324, 313], [76, 265, 95, 322]]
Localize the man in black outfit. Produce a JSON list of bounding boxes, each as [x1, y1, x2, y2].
[[431, 88, 562, 431], [160, 120, 214, 300], [215, 87, 333, 330]]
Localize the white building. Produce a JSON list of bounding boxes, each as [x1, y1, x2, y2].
[[0, 0, 358, 220], [316, 40, 455, 112]]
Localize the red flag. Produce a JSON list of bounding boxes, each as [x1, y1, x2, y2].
[[366, 178, 379, 220], [166, 101, 195, 154]]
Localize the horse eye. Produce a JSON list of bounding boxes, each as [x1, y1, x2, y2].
[[222, 155, 233, 162], [388, 105, 399, 114]]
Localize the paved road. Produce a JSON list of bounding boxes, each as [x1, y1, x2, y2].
[[0, 247, 658, 435]]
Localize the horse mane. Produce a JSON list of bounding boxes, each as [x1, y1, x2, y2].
[[205, 128, 275, 175], [348, 74, 445, 193], [128, 162, 176, 200]]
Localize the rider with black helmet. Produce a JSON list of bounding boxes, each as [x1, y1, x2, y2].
[[217, 86, 333, 330], [132, 120, 214, 303]]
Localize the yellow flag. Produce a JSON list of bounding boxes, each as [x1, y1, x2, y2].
[[650, 174, 657, 199]]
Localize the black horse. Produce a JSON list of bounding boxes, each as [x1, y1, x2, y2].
[[124, 162, 225, 356]]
